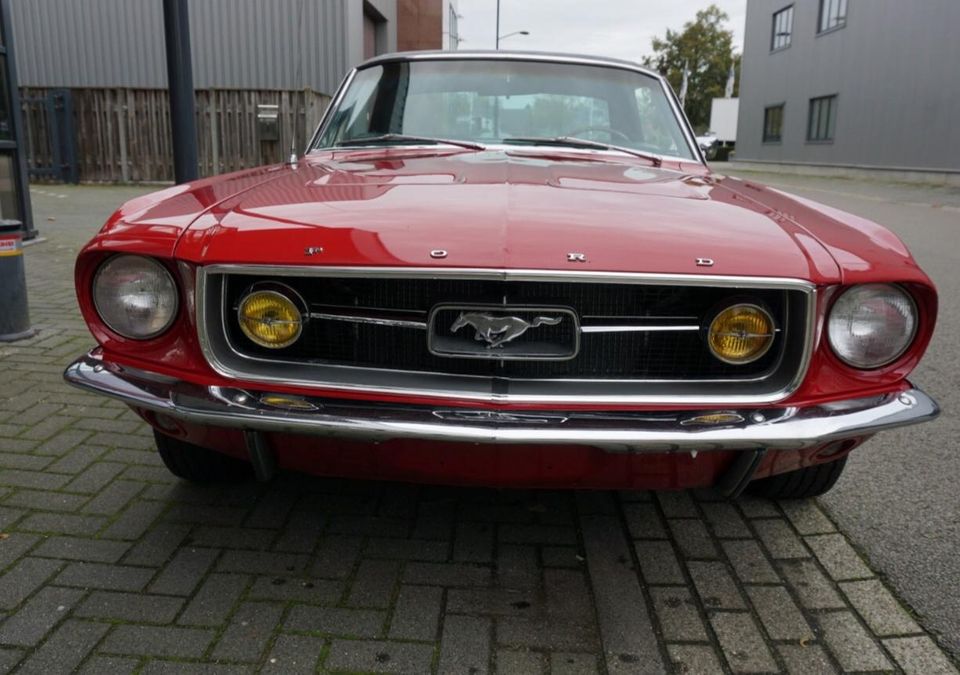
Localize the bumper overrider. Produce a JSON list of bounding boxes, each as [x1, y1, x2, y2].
[[65, 352, 939, 453]]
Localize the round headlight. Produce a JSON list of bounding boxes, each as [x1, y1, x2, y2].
[[707, 303, 776, 365], [93, 255, 178, 339], [237, 289, 303, 349], [828, 284, 917, 369]]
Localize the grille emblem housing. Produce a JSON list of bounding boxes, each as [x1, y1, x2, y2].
[[428, 305, 579, 360]]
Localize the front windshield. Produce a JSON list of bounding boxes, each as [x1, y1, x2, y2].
[[314, 58, 697, 161]]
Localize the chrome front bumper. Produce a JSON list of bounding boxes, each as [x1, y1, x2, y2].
[[64, 353, 940, 453]]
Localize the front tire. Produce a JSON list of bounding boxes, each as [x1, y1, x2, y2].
[[746, 457, 847, 499], [154, 430, 251, 483]]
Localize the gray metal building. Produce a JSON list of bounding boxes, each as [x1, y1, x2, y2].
[[10, 0, 397, 96], [735, 0, 960, 178], [10, 0, 455, 183]]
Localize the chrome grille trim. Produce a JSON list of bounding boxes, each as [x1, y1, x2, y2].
[[307, 310, 701, 335], [196, 265, 817, 405], [307, 312, 428, 330], [580, 324, 700, 334]]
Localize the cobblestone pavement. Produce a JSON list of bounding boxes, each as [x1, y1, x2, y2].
[[0, 184, 957, 674], [726, 169, 960, 658]]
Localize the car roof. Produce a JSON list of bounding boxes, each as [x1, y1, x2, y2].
[[356, 50, 663, 81]]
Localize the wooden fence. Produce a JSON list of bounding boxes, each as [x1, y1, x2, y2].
[[21, 87, 331, 183], [20, 93, 56, 179]]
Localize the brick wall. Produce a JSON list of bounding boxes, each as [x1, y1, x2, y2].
[[397, 0, 443, 52]]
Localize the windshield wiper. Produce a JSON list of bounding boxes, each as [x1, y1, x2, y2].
[[335, 133, 486, 151], [502, 136, 662, 167]]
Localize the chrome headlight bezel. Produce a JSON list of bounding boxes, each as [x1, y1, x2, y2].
[[827, 283, 918, 369], [92, 254, 179, 340]]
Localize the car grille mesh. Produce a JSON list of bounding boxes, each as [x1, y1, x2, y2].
[[222, 274, 790, 381]]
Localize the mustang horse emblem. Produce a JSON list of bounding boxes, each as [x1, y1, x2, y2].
[[450, 312, 563, 349]]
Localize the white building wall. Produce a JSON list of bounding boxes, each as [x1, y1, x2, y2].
[[442, 0, 460, 50]]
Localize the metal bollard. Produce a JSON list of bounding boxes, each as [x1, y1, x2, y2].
[[0, 220, 35, 342]]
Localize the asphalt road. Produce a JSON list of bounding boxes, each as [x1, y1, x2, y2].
[[728, 169, 960, 658]]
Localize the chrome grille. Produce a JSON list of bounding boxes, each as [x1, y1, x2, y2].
[[197, 266, 816, 404]]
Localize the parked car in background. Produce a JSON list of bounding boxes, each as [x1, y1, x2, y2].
[[696, 131, 720, 159], [66, 51, 939, 498]]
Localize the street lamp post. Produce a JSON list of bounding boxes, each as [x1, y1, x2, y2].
[[497, 30, 529, 47], [495, 0, 529, 49]]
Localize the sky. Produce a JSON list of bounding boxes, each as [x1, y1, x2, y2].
[[453, 0, 747, 63]]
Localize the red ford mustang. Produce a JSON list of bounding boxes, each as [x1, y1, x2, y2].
[[66, 52, 939, 498]]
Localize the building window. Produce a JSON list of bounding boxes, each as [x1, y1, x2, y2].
[[771, 6, 793, 50], [807, 95, 837, 142], [818, 0, 847, 33], [763, 105, 784, 143]]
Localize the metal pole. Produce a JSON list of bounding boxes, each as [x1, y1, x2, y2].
[[1, 0, 37, 240], [163, 0, 199, 183], [495, 0, 500, 49]]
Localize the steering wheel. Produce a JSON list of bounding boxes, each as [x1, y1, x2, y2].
[[562, 126, 632, 143]]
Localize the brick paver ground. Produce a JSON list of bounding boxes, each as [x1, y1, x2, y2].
[[0, 184, 957, 673]]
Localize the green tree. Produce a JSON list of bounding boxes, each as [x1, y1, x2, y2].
[[643, 5, 739, 132]]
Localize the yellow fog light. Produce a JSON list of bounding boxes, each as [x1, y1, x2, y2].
[[237, 289, 303, 349], [707, 303, 775, 365]]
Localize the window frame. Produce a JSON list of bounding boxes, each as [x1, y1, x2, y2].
[[762, 104, 785, 144], [817, 0, 848, 35], [806, 94, 838, 143], [362, 1, 388, 58], [448, 5, 460, 50], [770, 4, 794, 52]]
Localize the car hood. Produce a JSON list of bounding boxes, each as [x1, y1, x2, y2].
[[172, 148, 845, 282]]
